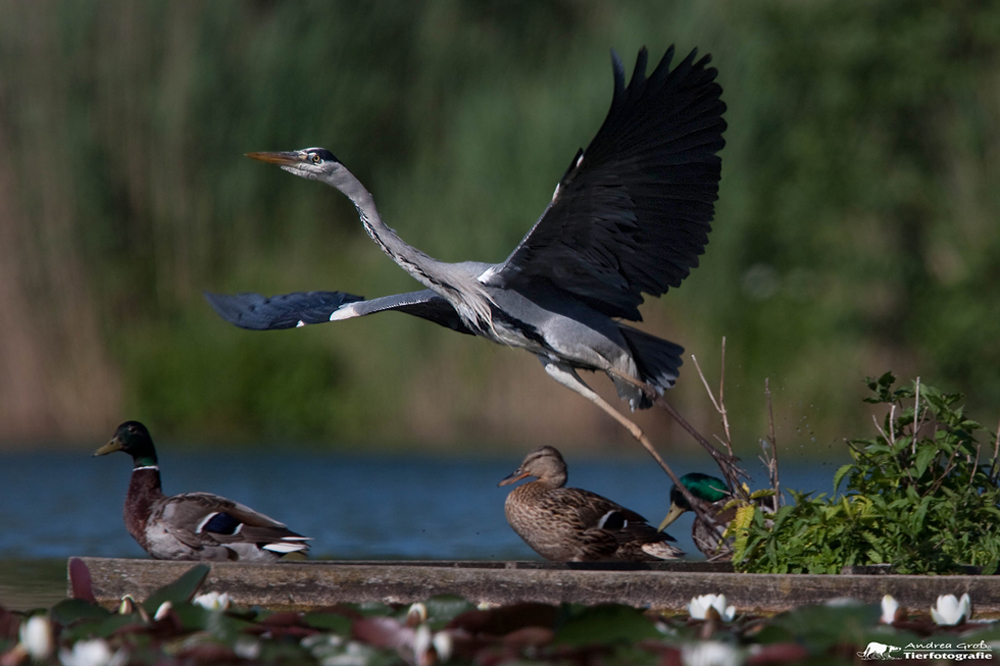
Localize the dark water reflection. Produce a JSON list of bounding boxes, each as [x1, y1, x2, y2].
[[0, 449, 845, 609]]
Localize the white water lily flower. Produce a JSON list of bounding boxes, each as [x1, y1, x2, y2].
[[682, 641, 742, 666], [931, 593, 971, 625], [153, 600, 172, 621], [880, 594, 900, 624], [193, 591, 232, 611], [320, 641, 378, 666], [59, 638, 127, 666], [19, 614, 54, 661], [432, 630, 453, 663], [406, 602, 428, 626], [234, 636, 261, 660], [688, 594, 736, 622]]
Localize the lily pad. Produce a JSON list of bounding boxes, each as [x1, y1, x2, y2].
[[50, 598, 111, 626], [553, 604, 660, 647], [303, 611, 354, 634], [141, 564, 209, 614]]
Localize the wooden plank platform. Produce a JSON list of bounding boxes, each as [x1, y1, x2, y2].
[[74, 558, 1000, 615]]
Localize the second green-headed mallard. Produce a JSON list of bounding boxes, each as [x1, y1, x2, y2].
[[660, 472, 734, 559], [95, 421, 310, 561], [499, 445, 684, 561]]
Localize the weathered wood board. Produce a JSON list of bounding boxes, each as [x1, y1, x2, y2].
[[74, 557, 1000, 615]]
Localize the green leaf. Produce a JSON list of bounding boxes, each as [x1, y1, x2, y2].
[[832, 464, 854, 493], [914, 445, 938, 478], [553, 604, 659, 647], [303, 612, 354, 634], [142, 564, 210, 614], [50, 598, 110, 627]]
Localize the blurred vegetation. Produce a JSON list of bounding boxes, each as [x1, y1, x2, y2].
[[738, 374, 1000, 574], [1, 1, 999, 451]]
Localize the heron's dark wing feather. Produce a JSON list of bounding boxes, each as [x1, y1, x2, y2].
[[487, 46, 726, 321], [204, 291, 364, 330], [204, 289, 474, 335]]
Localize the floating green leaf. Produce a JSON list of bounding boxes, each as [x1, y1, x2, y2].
[[142, 564, 210, 614], [553, 604, 659, 647]]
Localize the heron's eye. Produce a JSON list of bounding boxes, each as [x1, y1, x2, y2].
[[310, 154, 321, 164]]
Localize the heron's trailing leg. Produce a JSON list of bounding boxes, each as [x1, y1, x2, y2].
[[541, 361, 686, 487], [606, 367, 748, 493]]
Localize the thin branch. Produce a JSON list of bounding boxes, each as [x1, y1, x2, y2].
[[606, 367, 749, 497], [656, 396, 749, 492], [913, 377, 921, 456], [888, 403, 896, 447], [691, 349, 734, 459], [764, 378, 781, 510], [719, 337, 731, 444], [991, 417, 1000, 483], [969, 443, 981, 490], [925, 440, 962, 498], [872, 414, 891, 444], [692, 353, 723, 414]]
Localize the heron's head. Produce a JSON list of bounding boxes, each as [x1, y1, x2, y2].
[[246, 148, 342, 182], [498, 445, 568, 488], [94, 420, 158, 465]]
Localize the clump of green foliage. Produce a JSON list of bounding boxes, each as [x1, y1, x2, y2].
[[737, 373, 1000, 574]]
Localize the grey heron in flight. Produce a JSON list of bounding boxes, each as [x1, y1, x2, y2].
[[206, 46, 726, 469]]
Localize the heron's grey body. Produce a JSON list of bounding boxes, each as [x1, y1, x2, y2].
[[206, 45, 724, 428]]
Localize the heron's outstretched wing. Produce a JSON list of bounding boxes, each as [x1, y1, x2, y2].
[[204, 289, 474, 334], [485, 46, 726, 321]]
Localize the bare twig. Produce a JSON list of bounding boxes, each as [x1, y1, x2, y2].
[[913, 377, 921, 456], [719, 337, 732, 445], [691, 345, 734, 459], [969, 443, 981, 490], [686, 338, 746, 502], [692, 353, 723, 414], [604, 367, 747, 519], [888, 403, 896, 447], [872, 414, 891, 444], [925, 440, 962, 498], [991, 417, 1000, 483], [763, 378, 781, 511], [654, 396, 749, 494]]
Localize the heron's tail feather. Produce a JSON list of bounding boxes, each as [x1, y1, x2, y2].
[[616, 324, 683, 409]]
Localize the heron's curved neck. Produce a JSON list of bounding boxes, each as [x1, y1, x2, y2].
[[329, 168, 497, 335], [331, 170, 445, 290]]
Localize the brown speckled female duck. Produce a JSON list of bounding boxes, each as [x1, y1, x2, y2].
[[499, 445, 683, 561], [95, 421, 310, 561]]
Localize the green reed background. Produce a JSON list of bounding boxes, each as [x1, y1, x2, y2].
[[1, 1, 998, 453]]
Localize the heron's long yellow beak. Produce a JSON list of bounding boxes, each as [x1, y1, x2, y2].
[[245, 151, 302, 166], [658, 502, 686, 531], [93, 437, 124, 457]]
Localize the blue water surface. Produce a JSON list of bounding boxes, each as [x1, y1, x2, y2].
[[0, 449, 847, 559], [0, 448, 846, 608]]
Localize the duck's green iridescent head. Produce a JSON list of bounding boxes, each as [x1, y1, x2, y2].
[[94, 421, 158, 468], [658, 473, 729, 530]]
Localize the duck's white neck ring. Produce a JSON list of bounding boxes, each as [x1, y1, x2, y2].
[[133, 465, 159, 472]]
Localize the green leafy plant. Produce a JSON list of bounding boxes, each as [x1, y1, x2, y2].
[[737, 373, 1000, 574]]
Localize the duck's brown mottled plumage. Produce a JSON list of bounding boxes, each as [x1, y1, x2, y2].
[[499, 445, 683, 561], [97, 421, 310, 562]]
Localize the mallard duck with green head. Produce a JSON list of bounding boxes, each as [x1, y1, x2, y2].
[[95, 421, 310, 561], [659, 472, 735, 559], [499, 445, 684, 561]]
